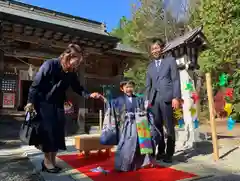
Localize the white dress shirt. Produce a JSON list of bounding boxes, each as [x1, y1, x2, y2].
[[128, 96, 132, 103], [155, 59, 162, 67]]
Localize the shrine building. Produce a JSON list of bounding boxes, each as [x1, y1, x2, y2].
[[0, 0, 141, 132]]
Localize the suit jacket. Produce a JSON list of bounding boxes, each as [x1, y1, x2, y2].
[[145, 55, 181, 103]]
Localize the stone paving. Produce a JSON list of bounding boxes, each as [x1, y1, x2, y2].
[[0, 115, 44, 181], [0, 144, 44, 181], [1, 114, 240, 181], [22, 135, 240, 181]]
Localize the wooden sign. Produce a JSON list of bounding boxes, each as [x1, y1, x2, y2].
[[3, 92, 15, 108]]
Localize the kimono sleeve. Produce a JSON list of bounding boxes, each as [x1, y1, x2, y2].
[[111, 98, 122, 110], [70, 73, 90, 98], [28, 61, 50, 105]]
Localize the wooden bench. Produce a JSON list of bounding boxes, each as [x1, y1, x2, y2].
[[74, 134, 113, 157]]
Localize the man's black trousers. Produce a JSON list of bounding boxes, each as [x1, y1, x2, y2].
[[151, 93, 175, 157]]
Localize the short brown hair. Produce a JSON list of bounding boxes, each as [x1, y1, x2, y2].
[[60, 44, 84, 58], [64, 43, 84, 54]]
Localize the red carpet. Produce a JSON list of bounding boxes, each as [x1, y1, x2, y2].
[[58, 153, 197, 181]]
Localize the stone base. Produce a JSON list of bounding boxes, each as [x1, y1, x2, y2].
[[175, 128, 208, 152]]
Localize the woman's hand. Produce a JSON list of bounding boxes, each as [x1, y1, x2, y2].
[[90, 92, 107, 102], [90, 92, 101, 99], [24, 103, 35, 113]]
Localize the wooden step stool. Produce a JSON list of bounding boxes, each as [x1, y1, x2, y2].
[[74, 134, 113, 157]]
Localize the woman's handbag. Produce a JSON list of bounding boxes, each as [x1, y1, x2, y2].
[[19, 111, 39, 146], [100, 101, 119, 145]]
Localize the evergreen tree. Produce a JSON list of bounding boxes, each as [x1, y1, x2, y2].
[[111, 0, 189, 92], [190, 0, 240, 120]]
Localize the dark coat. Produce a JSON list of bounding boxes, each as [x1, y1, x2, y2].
[[28, 59, 89, 152]]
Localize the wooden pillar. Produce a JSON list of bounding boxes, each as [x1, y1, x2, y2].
[[0, 50, 4, 74], [76, 65, 86, 134], [99, 109, 103, 133], [0, 50, 4, 108], [205, 72, 219, 161]]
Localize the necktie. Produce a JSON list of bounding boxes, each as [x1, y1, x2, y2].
[[156, 60, 161, 67], [156, 60, 161, 71]]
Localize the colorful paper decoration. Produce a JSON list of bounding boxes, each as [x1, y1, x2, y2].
[[193, 119, 199, 129], [218, 73, 229, 87], [190, 107, 197, 116], [178, 119, 184, 128], [185, 82, 194, 91], [174, 108, 183, 120], [224, 103, 233, 116], [136, 93, 144, 97], [191, 92, 199, 104], [136, 117, 153, 155], [225, 88, 233, 99], [227, 117, 236, 131]]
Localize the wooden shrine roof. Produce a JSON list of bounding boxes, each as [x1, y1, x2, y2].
[[162, 26, 207, 54], [0, 0, 108, 36], [0, 0, 142, 55], [113, 43, 142, 54]]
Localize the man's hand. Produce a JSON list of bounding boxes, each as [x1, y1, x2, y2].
[[172, 98, 180, 109], [144, 100, 152, 110], [24, 103, 35, 113]]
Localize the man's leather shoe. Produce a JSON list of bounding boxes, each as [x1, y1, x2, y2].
[[156, 153, 165, 160], [163, 155, 173, 163]]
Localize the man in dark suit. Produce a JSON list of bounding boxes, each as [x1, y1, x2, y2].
[[145, 39, 181, 163]]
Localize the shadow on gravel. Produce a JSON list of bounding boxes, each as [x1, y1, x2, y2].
[[0, 156, 44, 181], [0, 115, 44, 181], [174, 141, 214, 163], [206, 132, 240, 140], [0, 115, 23, 140], [195, 174, 240, 181], [0, 115, 24, 150], [220, 146, 239, 159], [0, 140, 21, 149]]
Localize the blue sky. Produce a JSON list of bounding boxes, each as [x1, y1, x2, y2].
[[20, 0, 138, 32], [19, 0, 188, 31]]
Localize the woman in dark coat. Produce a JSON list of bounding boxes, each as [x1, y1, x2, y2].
[[25, 44, 103, 173]]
